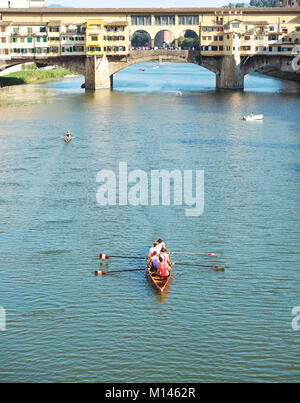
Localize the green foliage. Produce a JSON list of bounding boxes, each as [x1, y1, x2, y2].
[[131, 31, 151, 47], [249, 0, 279, 6], [178, 30, 198, 48], [223, 2, 245, 6], [178, 37, 198, 48], [0, 67, 76, 87]]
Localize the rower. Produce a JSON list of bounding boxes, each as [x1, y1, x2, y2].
[[149, 251, 159, 273], [148, 242, 159, 259], [160, 247, 171, 266], [157, 256, 170, 277], [65, 130, 72, 143], [155, 238, 167, 253]]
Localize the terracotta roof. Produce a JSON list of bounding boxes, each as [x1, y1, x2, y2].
[[245, 21, 269, 25], [104, 21, 128, 26], [48, 20, 62, 26], [11, 22, 47, 26], [0, 21, 12, 26], [0, 7, 300, 14]]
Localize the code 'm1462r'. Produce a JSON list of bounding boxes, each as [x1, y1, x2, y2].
[[149, 388, 196, 398]]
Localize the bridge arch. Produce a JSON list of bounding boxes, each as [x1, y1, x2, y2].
[[178, 29, 199, 50], [154, 30, 176, 48], [130, 30, 152, 49]]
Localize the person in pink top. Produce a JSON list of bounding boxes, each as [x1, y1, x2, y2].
[[158, 256, 170, 277]]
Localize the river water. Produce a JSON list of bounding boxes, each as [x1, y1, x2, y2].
[[0, 63, 299, 382]]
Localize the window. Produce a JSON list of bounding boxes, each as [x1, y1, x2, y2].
[[1, 27, 6, 33], [131, 15, 151, 25], [12, 38, 17, 43], [269, 34, 279, 41], [49, 27, 60, 33], [87, 46, 101, 52], [155, 15, 175, 25], [43, 37, 47, 43], [40, 27, 46, 32], [1, 37, 6, 43], [37, 37, 40, 42], [232, 23, 240, 29], [245, 36, 250, 40], [282, 28, 288, 34], [73, 45, 84, 52], [226, 46, 230, 51], [219, 36, 223, 41], [214, 36, 218, 41], [227, 34, 230, 39], [91, 36, 98, 41], [13, 27, 19, 33], [219, 46, 223, 51], [27, 38, 33, 43], [21, 38, 25, 43], [27, 28, 32, 34], [178, 15, 199, 25], [202, 36, 206, 40]]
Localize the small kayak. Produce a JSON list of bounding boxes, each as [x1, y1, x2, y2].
[[242, 114, 264, 121], [139, 67, 145, 71], [64, 137, 72, 143]]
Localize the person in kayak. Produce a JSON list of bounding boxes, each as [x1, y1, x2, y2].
[[158, 256, 170, 277], [65, 131, 72, 143]]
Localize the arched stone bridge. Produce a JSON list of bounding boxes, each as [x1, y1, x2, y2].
[[1, 50, 299, 90]]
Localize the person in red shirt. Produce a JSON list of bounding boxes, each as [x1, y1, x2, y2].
[[158, 256, 170, 277]]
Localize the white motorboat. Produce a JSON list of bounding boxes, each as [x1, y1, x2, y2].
[[242, 114, 264, 121]]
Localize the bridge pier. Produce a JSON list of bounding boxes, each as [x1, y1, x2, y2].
[[216, 55, 244, 90], [85, 55, 112, 90]]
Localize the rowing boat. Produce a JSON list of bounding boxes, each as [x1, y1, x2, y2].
[[146, 265, 172, 294], [146, 257, 172, 294]]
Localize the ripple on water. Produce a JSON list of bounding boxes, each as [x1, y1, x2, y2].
[[0, 65, 299, 383]]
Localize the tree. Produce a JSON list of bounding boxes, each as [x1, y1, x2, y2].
[[178, 30, 199, 49], [249, 0, 279, 6], [131, 31, 151, 47]]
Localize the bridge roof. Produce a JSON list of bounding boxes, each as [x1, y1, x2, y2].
[[0, 7, 300, 14]]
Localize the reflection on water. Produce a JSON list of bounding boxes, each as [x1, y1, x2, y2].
[[0, 63, 300, 382]]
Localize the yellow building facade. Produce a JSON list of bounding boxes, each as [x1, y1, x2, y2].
[[0, 7, 299, 59]]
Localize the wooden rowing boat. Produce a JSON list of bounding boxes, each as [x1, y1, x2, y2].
[[146, 258, 172, 294]]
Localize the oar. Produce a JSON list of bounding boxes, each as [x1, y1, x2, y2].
[[173, 262, 226, 271], [99, 253, 146, 260], [171, 252, 218, 256], [95, 268, 147, 276]]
